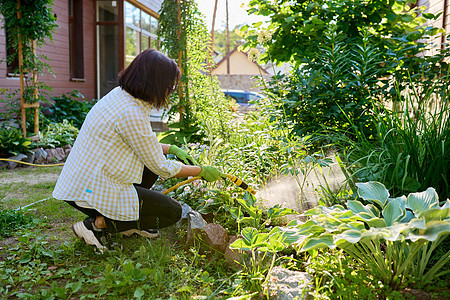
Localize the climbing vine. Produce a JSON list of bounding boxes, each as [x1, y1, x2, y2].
[[0, 0, 57, 135], [158, 0, 234, 144]]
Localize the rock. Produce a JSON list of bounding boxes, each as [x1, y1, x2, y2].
[[45, 149, 56, 163], [7, 154, 27, 170], [224, 235, 245, 269], [203, 223, 229, 253], [181, 203, 193, 220], [186, 211, 207, 244], [26, 152, 35, 164], [63, 144, 72, 157], [33, 148, 47, 164], [265, 266, 313, 300], [0, 160, 7, 169], [54, 147, 66, 161]]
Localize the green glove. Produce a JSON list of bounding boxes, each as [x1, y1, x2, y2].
[[199, 166, 224, 182], [168, 145, 197, 165]]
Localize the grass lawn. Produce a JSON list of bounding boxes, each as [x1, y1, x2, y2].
[[0, 166, 237, 299]]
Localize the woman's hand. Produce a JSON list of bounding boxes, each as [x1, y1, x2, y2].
[[199, 166, 225, 182], [167, 145, 197, 165]]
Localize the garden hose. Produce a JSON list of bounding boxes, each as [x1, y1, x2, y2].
[[162, 174, 256, 195], [3, 159, 256, 210], [0, 158, 65, 167], [224, 174, 256, 195], [2, 158, 255, 194]]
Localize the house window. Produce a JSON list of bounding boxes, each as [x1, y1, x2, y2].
[[5, 28, 19, 76], [124, 2, 159, 66], [69, 0, 84, 80], [96, 0, 119, 98]]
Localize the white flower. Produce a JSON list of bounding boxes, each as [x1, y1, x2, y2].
[[248, 48, 261, 62], [206, 199, 214, 204], [184, 186, 191, 192], [257, 30, 272, 44]]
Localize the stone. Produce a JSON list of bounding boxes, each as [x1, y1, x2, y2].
[[203, 223, 229, 253], [26, 152, 35, 164], [0, 160, 7, 169], [33, 148, 47, 164], [45, 149, 57, 164], [186, 211, 207, 244], [63, 144, 72, 156], [181, 203, 193, 220], [7, 154, 27, 170], [224, 235, 245, 269], [54, 147, 66, 161], [265, 266, 313, 300]]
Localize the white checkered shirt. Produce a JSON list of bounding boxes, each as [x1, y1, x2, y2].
[[52, 87, 182, 221]]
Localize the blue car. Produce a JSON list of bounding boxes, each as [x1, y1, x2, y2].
[[222, 89, 265, 112]]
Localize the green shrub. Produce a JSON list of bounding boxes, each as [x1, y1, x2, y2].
[[342, 72, 450, 199], [0, 125, 32, 156], [45, 90, 96, 129], [34, 120, 79, 149], [277, 181, 450, 288]]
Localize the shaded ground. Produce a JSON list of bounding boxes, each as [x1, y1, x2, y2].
[[0, 165, 185, 251]]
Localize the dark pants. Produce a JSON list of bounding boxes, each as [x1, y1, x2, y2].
[[66, 167, 182, 233]]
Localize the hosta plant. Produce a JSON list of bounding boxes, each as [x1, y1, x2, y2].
[[278, 181, 450, 288]]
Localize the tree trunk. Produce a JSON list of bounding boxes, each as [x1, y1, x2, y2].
[[226, 0, 230, 74], [209, 0, 219, 69]]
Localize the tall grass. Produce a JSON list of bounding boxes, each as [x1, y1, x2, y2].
[[342, 73, 450, 199]]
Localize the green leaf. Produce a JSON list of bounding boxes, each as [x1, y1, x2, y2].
[[176, 286, 192, 293], [338, 222, 365, 231], [406, 187, 439, 217], [134, 287, 145, 299], [356, 181, 389, 208], [259, 231, 287, 252], [383, 200, 405, 226], [361, 224, 405, 242], [334, 230, 362, 245], [301, 234, 334, 251], [386, 13, 398, 21], [241, 227, 258, 244], [422, 13, 436, 20], [234, 227, 269, 249], [267, 205, 298, 218], [401, 14, 414, 22], [253, 21, 263, 28], [418, 206, 450, 220], [364, 217, 387, 228], [347, 200, 375, 216], [406, 221, 450, 242], [230, 238, 250, 250]]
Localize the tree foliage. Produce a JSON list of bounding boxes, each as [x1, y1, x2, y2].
[[0, 0, 57, 76], [243, 0, 441, 65], [157, 0, 234, 144], [241, 0, 447, 141]]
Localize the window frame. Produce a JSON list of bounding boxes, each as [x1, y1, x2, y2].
[[69, 0, 85, 81]]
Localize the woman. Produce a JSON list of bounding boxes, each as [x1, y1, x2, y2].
[[53, 49, 223, 252]]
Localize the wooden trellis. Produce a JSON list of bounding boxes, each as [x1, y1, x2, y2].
[[16, 0, 40, 140]]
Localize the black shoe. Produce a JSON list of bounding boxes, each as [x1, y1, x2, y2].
[[72, 217, 108, 253]]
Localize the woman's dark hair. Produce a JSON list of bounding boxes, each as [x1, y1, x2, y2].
[[118, 49, 180, 108]]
